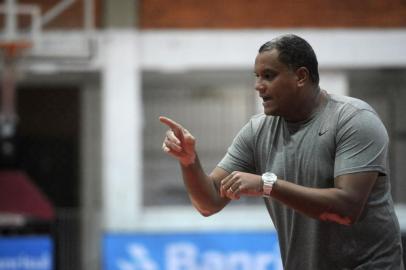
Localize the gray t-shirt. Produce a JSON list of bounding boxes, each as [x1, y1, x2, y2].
[[218, 93, 404, 270]]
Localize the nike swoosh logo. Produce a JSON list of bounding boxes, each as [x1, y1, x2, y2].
[[318, 129, 328, 136]]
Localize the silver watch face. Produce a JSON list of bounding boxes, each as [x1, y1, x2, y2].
[[263, 172, 277, 183]]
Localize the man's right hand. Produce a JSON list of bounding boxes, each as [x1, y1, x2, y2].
[[160, 116, 197, 166]]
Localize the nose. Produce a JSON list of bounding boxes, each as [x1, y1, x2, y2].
[[255, 78, 265, 93]]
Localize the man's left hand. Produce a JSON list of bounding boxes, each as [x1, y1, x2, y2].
[[220, 172, 263, 200]]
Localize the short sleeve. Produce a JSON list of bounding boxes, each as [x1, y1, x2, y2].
[[217, 121, 256, 173], [334, 109, 389, 177]]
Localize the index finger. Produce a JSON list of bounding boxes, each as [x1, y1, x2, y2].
[[159, 116, 183, 131]]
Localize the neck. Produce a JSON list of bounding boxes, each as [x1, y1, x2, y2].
[[285, 86, 324, 123]]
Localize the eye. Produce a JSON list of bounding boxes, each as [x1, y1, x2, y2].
[[263, 72, 275, 80], [253, 70, 276, 81]]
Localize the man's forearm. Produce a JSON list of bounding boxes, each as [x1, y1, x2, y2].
[[271, 180, 352, 224], [270, 172, 378, 225], [180, 156, 228, 216]]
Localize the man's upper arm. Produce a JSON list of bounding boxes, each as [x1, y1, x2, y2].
[[334, 109, 389, 177], [218, 120, 257, 174], [332, 108, 388, 222]]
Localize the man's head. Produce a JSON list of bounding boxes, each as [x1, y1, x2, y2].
[[258, 34, 319, 85], [254, 34, 321, 121]]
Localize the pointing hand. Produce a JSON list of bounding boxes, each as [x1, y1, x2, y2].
[[160, 116, 197, 166]]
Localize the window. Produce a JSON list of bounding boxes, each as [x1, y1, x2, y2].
[[142, 70, 257, 206]]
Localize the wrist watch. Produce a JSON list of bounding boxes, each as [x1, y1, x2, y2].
[[262, 172, 278, 197]]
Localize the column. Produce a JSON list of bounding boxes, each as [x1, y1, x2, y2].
[[101, 31, 142, 230]]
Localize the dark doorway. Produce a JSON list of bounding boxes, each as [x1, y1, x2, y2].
[[17, 86, 80, 207], [16, 85, 81, 270]]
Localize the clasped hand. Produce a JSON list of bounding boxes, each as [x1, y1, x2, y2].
[[220, 171, 263, 200]]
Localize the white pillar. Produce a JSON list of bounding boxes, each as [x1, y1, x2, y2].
[[319, 70, 349, 96], [101, 31, 143, 230]]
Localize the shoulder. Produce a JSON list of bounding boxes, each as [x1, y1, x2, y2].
[[249, 113, 280, 128], [249, 113, 267, 124], [233, 113, 281, 144], [235, 113, 266, 140], [244, 113, 281, 137], [325, 93, 388, 142], [328, 94, 378, 117], [325, 93, 384, 126]]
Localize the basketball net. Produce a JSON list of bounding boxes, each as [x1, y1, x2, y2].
[[0, 40, 31, 163]]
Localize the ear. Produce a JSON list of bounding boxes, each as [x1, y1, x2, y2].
[[295, 67, 309, 87]]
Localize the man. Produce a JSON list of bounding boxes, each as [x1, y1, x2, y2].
[[160, 34, 404, 269]]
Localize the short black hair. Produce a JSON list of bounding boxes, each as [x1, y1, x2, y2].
[[259, 34, 319, 85]]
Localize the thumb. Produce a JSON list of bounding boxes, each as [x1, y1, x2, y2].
[[182, 129, 196, 155]]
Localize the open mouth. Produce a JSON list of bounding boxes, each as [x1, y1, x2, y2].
[[262, 96, 272, 102]]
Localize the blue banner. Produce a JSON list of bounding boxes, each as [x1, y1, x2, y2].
[[0, 236, 53, 270], [103, 231, 282, 270]]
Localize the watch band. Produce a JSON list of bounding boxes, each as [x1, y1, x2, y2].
[[262, 172, 277, 197]]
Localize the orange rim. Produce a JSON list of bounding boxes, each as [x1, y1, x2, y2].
[[0, 41, 32, 58]]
